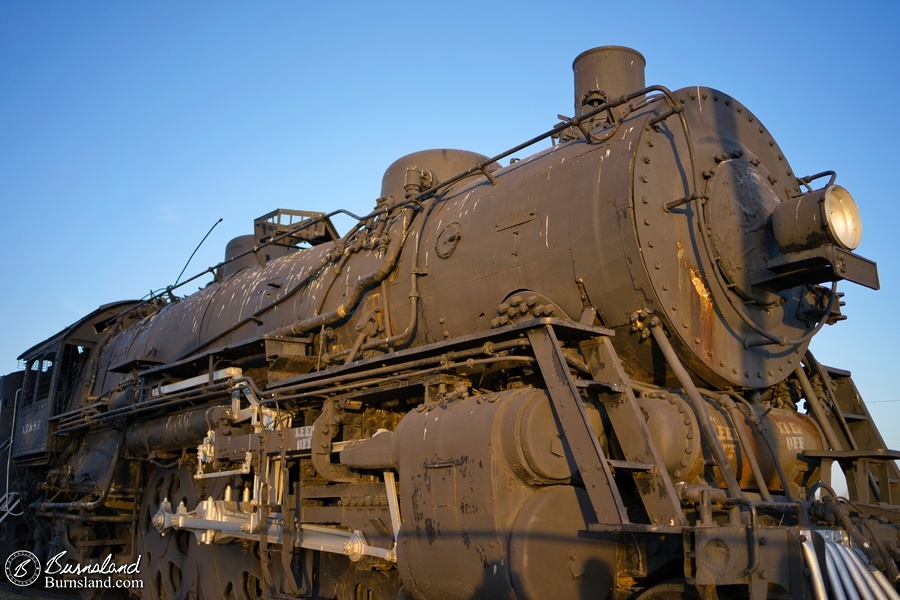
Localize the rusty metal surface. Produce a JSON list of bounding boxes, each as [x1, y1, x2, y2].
[[630, 89, 811, 388]]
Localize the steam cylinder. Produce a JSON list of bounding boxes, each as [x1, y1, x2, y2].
[[393, 389, 615, 599]]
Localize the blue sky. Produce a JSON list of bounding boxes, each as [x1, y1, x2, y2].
[[2, 1, 899, 455]]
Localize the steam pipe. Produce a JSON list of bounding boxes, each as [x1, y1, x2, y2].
[[309, 169, 437, 364], [327, 272, 422, 362], [264, 339, 532, 405], [835, 508, 882, 572], [811, 482, 888, 578], [343, 331, 367, 365], [380, 279, 393, 339], [795, 366, 842, 450], [872, 567, 900, 600], [801, 532, 829, 600], [270, 208, 412, 339], [716, 394, 773, 501], [698, 386, 795, 501], [835, 541, 881, 600], [36, 512, 134, 523], [275, 356, 535, 405], [176, 220, 367, 361], [649, 322, 743, 499], [825, 541, 858, 600], [864, 521, 900, 583], [55, 382, 233, 433]]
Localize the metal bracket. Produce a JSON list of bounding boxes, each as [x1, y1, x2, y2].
[[311, 399, 362, 483], [754, 245, 879, 292], [526, 325, 627, 525]]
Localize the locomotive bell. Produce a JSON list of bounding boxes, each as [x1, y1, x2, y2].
[[573, 46, 646, 122]]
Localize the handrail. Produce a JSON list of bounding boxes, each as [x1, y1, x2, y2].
[[117, 84, 682, 322]]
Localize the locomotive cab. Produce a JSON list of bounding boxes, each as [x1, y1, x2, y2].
[[10, 300, 141, 467]]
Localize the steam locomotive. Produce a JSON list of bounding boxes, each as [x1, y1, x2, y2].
[[1, 46, 897, 599]]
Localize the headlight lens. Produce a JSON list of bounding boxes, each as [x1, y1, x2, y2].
[[824, 185, 862, 250]]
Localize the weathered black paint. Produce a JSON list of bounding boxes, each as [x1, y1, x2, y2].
[[0, 46, 896, 600]]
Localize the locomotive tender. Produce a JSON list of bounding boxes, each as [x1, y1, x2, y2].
[[0, 46, 897, 599]]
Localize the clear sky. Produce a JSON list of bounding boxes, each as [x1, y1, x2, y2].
[[2, 1, 899, 459]]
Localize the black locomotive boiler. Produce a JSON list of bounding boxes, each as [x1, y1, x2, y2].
[[0, 46, 897, 599]]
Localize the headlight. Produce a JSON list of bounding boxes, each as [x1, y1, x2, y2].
[[772, 184, 863, 253], [823, 185, 862, 250]]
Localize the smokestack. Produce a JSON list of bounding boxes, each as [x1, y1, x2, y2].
[[573, 46, 646, 122]]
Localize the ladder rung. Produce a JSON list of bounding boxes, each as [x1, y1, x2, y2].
[[803, 449, 900, 462], [573, 379, 624, 393], [842, 413, 869, 423], [608, 459, 654, 472]]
